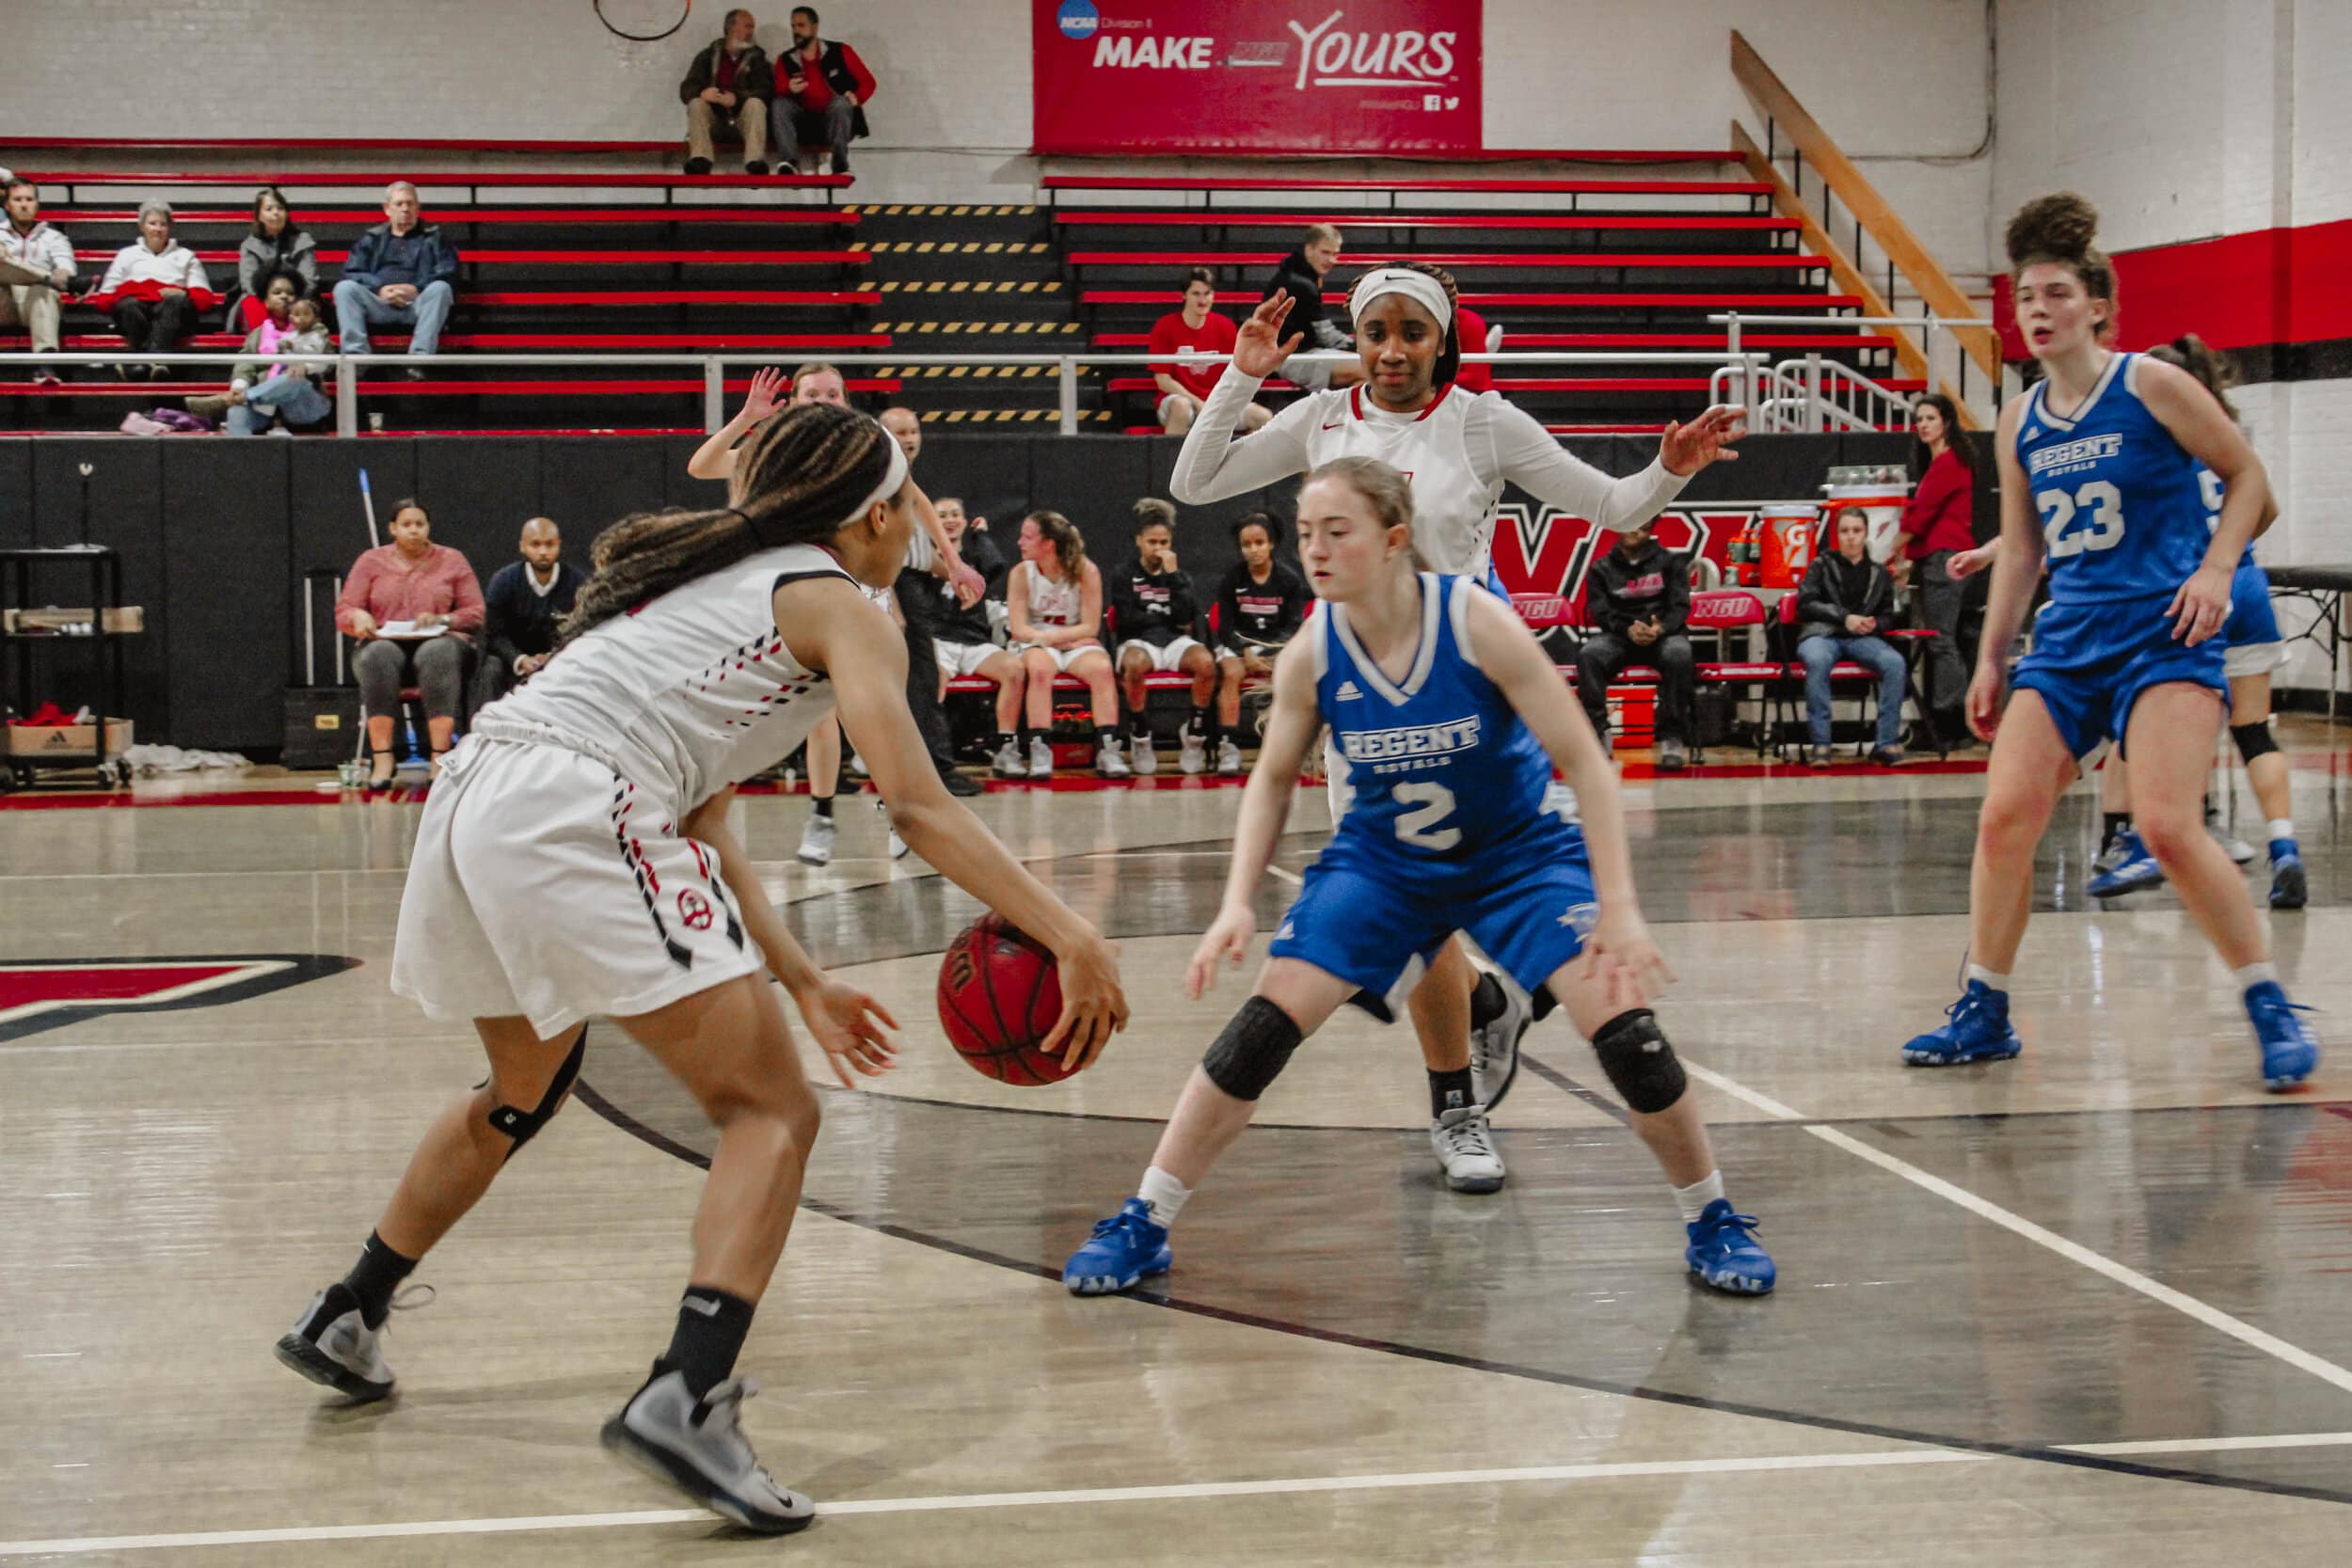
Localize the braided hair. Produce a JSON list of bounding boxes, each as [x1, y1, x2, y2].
[[562, 401, 895, 644]]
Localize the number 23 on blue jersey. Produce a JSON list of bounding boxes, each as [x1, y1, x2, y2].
[[2039, 479, 2125, 559]]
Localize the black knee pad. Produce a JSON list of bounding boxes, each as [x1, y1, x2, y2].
[[2232, 721, 2279, 765], [1592, 1008, 1687, 1115], [1200, 995, 1304, 1101], [486, 1027, 586, 1157]]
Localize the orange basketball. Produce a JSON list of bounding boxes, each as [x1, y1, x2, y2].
[[936, 912, 1075, 1085]]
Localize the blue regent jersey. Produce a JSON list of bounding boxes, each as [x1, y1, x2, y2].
[[2192, 462, 2257, 570], [1315, 573, 1557, 861], [2017, 353, 2210, 606]]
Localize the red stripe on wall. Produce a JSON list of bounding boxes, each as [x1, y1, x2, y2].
[[1992, 214, 2352, 360]]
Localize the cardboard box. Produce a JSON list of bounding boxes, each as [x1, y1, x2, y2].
[[5, 718, 135, 756]]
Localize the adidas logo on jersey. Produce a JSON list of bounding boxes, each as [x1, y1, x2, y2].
[[1334, 680, 1363, 701]]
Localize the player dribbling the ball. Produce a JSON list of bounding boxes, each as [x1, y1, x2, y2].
[[1062, 456, 1774, 1299], [274, 403, 1126, 1534]]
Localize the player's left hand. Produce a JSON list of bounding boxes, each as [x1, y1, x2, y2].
[[948, 559, 986, 608], [1186, 904, 1256, 1000], [1660, 404, 1745, 476], [795, 978, 901, 1087], [1583, 908, 1675, 1012], [2169, 562, 2233, 645]]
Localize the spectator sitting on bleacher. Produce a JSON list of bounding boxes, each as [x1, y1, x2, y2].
[[331, 182, 460, 379], [771, 6, 875, 176], [929, 496, 1030, 778], [0, 178, 73, 385], [1794, 508, 1907, 768], [200, 277, 332, 435], [1150, 269, 1267, 436], [1111, 499, 1216, 775], [1260, 223, 1360, 392], [88, 201, 215, 381], [1008, 509, 1126, 779], [680, 8, 772, 176], [476, 516, 585, 708], [226, 185, 317, 332], [1576, 520, 1695, 769], [336, 499, 484, 790], [1211, 509, 1309, 775]]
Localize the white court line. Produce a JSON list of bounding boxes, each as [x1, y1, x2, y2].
[[1264, 864, 1304, 885], [1678, 1060, 2352, 1398], [6, 1433, 2347, 1557]]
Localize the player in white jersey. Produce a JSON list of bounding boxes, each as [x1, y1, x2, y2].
[[273, 404, 1127, 1534], [1169, 263, 1743, 1187]]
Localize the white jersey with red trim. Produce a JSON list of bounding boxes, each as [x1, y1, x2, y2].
[[1170, 371, 1695, 580], [472, 541, 850, 811]]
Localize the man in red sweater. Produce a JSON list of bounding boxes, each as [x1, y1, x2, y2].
[[1148, 270, 1268, 436], [770, 6, 877, 175]]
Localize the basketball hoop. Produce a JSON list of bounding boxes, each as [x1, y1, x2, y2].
[[594, 0, 692, 43]]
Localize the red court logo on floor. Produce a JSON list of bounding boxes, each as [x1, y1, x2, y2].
[[0, 956, 359, 1041]]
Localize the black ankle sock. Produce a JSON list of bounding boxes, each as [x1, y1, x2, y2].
[[997, 729, 1017, 748], [2101, 810, 2129, 849], [1469, 970, 1508, 1030], [811, 794, 834, 818], [1096, 725, 1119, 752], [1429, 1066, 1475, 1117], [1189, 705, 1215, 741], [659, 1285, 756, 1399], [1130, 723, 1152, 745], [1530, 984, 1558, 1023], [343, 1230, 418, 1331], [1017, 726, 1036, 749]]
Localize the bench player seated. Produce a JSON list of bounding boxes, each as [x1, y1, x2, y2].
[[1112, 498, 1219, 774], [1063, 456, 1775, 1299]]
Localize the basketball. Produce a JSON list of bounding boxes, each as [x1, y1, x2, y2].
[[936, 911, 1074, 1085]]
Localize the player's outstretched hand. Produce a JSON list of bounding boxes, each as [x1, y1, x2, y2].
[[1583, 909, 1676, 1013], [1660, 404, 1746, 476], [1947, 542, 1999, 579], [1232, 293, 1304, 379], [2169, 562, 2233, 645], [1043, 928, 1128, 1074], [796, 978, 901, 1088], [1185, 904, 1256, 1000], [1964, 658, 2005, 741], [741, 365, 784, 422]]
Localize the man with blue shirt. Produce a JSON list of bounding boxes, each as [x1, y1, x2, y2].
[[331, 182, 460, 378]]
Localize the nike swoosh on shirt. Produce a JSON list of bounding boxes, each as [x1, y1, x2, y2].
[[1321, 420, 1345, 430]]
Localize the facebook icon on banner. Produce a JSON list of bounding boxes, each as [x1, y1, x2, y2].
[[1057, 0, 1100, 40]]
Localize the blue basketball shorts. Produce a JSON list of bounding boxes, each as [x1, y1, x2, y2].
[[1267, 820, 1598, 1021], [2012, 596, 2226, 761], [2222, 562, 2288, 679]]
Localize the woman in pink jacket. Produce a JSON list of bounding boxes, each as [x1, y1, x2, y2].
[[336, 499, 485, 788]]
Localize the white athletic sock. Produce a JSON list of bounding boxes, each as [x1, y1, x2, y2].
[[1965, 963, 2010, 994], [1136, 1165, 1191, 1228], [2267, 817, 2296, 844], [2233, 961, 2280, 991], [1672, 1169, 1725, 1225]]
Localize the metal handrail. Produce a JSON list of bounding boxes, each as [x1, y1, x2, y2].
[[0, 347, 1771, 437], [1712, 310, 1997, 424]]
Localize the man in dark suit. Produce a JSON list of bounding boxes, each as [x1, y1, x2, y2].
[[475, 517, 586, 709]]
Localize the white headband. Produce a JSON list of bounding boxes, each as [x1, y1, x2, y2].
[[844, 435, 910, 526], [1348, 267, 1453, 333]]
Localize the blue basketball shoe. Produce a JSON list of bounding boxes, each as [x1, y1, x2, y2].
[[2268, 838, 2307, 911], [1063, 1198, 1171, 1296], [1901, 979, 2022, 1066], [2087, 830, 2165, 897], [1685, 1200, 1775, 1294], [2246, 980, 2320, 1090]]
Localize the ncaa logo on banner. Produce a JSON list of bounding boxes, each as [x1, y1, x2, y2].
[[1057, 0, 1100, 40]]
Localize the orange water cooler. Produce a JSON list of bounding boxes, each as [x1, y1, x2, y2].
[[1755, 503, 1820, 589]]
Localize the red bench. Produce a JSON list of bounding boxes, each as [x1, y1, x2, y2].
[[6, 135, 677, 153], [3, 331, 894, 352], [1067, 250, 1825, 272], [1042, 175, 1771, 198], [24, 170, 850, 192], [1054, 212, 1799, 233], [0, 376, 903, 400], [1082, 289, 1862, 310], [178, 249, 865, 268]]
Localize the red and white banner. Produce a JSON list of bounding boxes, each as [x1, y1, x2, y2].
[[1032, 0, 1481, 156]]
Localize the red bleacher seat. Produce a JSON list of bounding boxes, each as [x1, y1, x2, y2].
[[181, 249, 864, 269], [1084, 290, 1856, 310], [5, 135, 678, 153], [1068, 250, 1824, 272], [461, 290, 874, 308], [45, 207, 858, 228], [1044, 176, 1771, 198], [1055, 212, 1798, 233], [25, 170, 850, 192], [3, 332, 893, 352]]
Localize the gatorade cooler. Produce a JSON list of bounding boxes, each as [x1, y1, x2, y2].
[[1820, 481, 1913, 565], [1756, 502, 1820, 590]]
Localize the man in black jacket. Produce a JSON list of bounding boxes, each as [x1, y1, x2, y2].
[[679, 8, 772, 175], [475, 517, 584, 708], [1575, 521, 1695, 768], [1257, 224, 1360, 392]]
